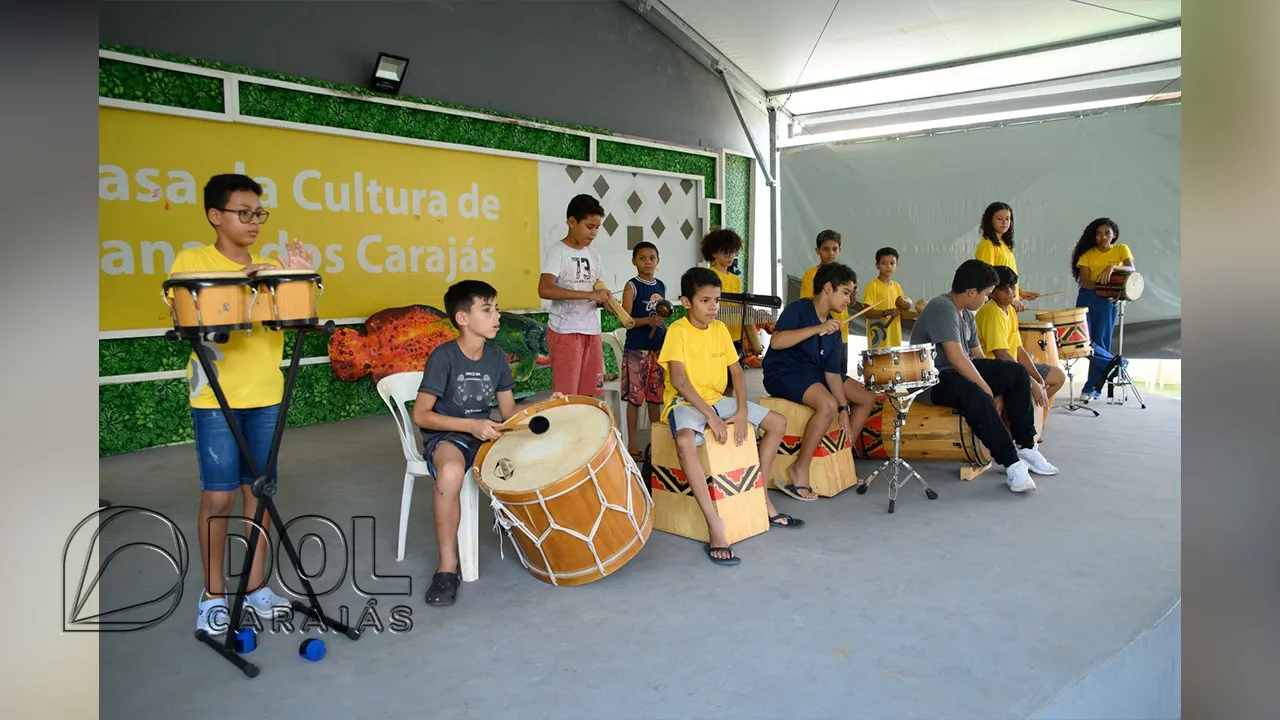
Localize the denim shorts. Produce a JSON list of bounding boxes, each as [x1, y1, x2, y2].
[[191, 405, 281, 492]]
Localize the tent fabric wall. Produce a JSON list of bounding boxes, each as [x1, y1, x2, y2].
[[780, 103, 1181, 358]]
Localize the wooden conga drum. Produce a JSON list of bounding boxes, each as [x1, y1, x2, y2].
[[473, 396, 652, 587], [162, 272, 254, 335], [1035, 308, 1092, 359], [1018, 321, 1058, 442], [249, 269, 323, 328]]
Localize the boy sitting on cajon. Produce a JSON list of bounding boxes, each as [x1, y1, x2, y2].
[[762, 263, 877, 500], [658, 267, 801, 566]]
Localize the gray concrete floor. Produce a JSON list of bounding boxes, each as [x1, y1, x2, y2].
[[96, 370, 1180, 720]]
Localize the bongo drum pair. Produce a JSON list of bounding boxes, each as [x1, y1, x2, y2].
[[473, 396, 653, 587], [162, 269, 323, 335]]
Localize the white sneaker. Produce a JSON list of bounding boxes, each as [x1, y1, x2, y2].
[[243, 586, 293, 617], [196, 591, 229, 635], [1017, 444, 1059, 476], [1005, 461, 1037, 493]]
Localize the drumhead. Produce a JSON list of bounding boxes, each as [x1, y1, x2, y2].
[[167, 271, 251, 282], [863, 342, 933, 358], [478, 403, 611, 493], [1122, 272, 1145, 300], [254, 269, 321, 280], [1018, 322, 1055, 331]]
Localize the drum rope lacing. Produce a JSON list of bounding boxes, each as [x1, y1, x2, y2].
[[485, 427, 653, 586]]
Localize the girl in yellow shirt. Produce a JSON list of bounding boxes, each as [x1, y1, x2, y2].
[[974, 201, 1042, 310], [1070, 217, 1135, 400], [701, 228, 746, 364]]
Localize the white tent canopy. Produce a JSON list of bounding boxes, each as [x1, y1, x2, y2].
[[628, 0, 1181, 357]]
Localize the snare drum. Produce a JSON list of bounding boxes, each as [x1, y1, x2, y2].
[[1035, 308, 1093, 360], [473, 396, 653, 587], [249, 269, 323, 328], [162, 272, 254, 334], [861, 343, 938, 395], [1094, 268, 1144, 302], [1018, 321, 1060, 369]]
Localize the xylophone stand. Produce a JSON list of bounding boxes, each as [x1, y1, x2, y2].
[[860, 388, 938, 514], [1105, 300, 1147, 409], [1060, 357, 1100, 417], [165, 320, 360, 678]]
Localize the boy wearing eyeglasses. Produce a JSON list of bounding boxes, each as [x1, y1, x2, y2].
[[167, 173, 313, 636]]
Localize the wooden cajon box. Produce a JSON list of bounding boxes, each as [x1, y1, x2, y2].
[[648, 420, 769, 544], [759, 397, 860, 497]]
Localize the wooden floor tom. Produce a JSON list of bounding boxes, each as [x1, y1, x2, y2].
[[162, 272, 254, 335], [861, 343, 938, 395], [473, 396, 653, 587], [249, 269, 323, 328], [1035, 308, 1092, 359]]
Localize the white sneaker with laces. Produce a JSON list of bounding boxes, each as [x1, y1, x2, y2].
[[1017, 444, 1059, 476], [243, 586, 293, 617], [1005, 461, 1037, 493], [196, 591, 229, 635]]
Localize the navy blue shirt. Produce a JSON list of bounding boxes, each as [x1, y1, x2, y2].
[[623, 276, 667, 352], [762, 299, 843, 383]]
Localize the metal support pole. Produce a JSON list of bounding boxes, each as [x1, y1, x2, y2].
[[768, 106, 781, 298], [715, 67, 775, 187]]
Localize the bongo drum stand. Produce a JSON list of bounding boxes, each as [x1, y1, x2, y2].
[[862, 389, 939, 514], [165, 321, 361, 677], [1104, 300, 1147, 409]]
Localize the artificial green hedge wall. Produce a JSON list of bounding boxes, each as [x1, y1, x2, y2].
[[98, 46, 745, 457]]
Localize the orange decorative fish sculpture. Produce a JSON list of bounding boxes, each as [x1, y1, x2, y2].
[[328, 305, 550, 384]]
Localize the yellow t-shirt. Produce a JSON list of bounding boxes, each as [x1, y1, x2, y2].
[[975, 237, 1021, 300], [799, 264, 849, 342], [975, 300, 1021, 358], [657, 316, 737, 422], [167, 244, 286, 410], [1077, 243, 1134, 283], [862, 277, 905, 349], [712, 267, 744, 339]]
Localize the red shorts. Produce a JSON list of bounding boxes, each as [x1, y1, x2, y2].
[[546, 330, 604, 397], [621, 349, 664, 406]]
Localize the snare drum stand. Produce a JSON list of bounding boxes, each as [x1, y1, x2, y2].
[[166, 321, 361, 678], [1061, 357, 1100, 417], [1105, 300, 1147, 409], [861, 388, 938, 514]]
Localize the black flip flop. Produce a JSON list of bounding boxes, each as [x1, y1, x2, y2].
[[425, 571, 460, 606], [769, 513, 805, 528], [704, 543, 741, 566], [774, 479, 820, 502]]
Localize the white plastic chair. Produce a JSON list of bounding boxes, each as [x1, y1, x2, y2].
[[376, 371, 480, 583]]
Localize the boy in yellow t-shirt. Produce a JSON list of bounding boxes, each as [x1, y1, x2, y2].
[[700, 228, 745, 350], [799, 229, 849, 370], [861, 247, 914, 349], [167, 174, 314, 636], [975, 265, 1066, 411], [658, 267, 798, 566]]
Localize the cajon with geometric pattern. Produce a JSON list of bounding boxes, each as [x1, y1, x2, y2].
[[758, 397, 860, 497], [648, 420, 769, 545]]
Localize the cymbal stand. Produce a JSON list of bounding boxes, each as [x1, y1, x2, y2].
[[861, 388, 939, 514], [165, 320, 360, 678], [1105, 300, 1147, 408]]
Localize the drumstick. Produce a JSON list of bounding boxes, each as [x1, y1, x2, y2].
[[499, 416, 551, 435], [1032, 290, 1066, 298], [593, 280, 635, 329], [840, 300, 884, 326]]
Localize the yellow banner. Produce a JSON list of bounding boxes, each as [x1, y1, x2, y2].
[[98, 107, 541, 332]]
